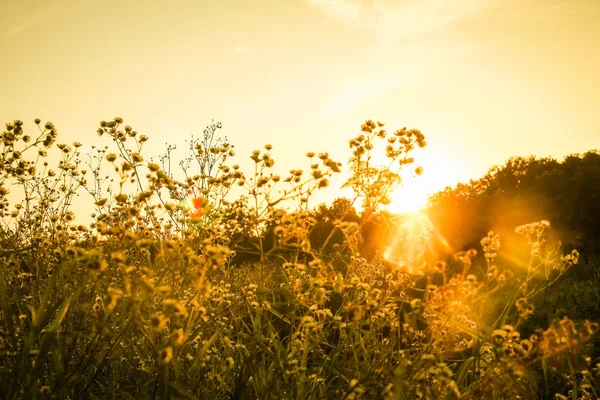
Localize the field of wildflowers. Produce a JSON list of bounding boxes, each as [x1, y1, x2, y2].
[[0, 118, 598, 399]]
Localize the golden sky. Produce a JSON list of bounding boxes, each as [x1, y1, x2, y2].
[[1, 0, 599, 211]]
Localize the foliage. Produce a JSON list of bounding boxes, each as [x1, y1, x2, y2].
[[0, 118, 599, 399], [426, 152, 600, 254]]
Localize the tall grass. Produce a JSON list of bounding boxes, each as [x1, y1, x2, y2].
[[0, 118, 598, 399]]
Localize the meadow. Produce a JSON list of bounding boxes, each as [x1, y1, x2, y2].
[[1, 118, 599, 399]]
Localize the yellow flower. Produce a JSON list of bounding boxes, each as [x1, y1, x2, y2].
[[159, 346, 173, 364], [150, 313, 167, 332]]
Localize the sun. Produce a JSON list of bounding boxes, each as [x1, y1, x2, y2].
[[385, 148, 465, 214], [387, 176, 430, 213]]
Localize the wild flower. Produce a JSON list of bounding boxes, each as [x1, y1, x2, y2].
[[0, 118, 597, 399]]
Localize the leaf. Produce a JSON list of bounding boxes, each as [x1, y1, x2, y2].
[[168, 383, 198, 399], [455, 357, 476, 387], [266, 307, 291, 325], [198, 331, 219, 358], [32, 272, 58, 330], [0, 269, 14, 335], [47, 293, 75, 332]]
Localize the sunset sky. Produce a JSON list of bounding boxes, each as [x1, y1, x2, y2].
[[2, 0, 599, 212]]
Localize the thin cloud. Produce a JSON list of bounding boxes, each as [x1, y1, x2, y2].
[[312, 0, 493, 116], [373, 0, 486, 42], [4, 0, 66, 37], [308, 0, 363, 24], [309, 0, 492, 42], [321, 75, 406, 117], [234, 46, 251, 54]]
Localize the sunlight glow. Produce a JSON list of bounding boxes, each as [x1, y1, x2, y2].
[[383, 211, 433, 274], [383, 210, 454, 275], [385, 146, 468, 214], [387, 178, 430, 213]]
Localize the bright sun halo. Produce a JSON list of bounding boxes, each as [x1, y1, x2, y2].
[[387, 177, 431, 214], [385, 148, 463, 215]]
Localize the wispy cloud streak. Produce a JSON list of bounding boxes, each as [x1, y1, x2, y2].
[[321, 75, 407, 117], [308, 0, 492, 42], [309, 0, 493, 116], [3, 0, 67, 37]]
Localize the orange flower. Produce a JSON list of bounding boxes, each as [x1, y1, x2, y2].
[[188, 196, 207, 221], [191, 196, 205, 210], [189, 209, 203, 221]]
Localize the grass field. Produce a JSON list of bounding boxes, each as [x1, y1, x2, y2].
[[1, 118, 599, 399]]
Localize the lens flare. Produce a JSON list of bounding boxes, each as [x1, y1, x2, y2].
[[383, 211, 453, 274]]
